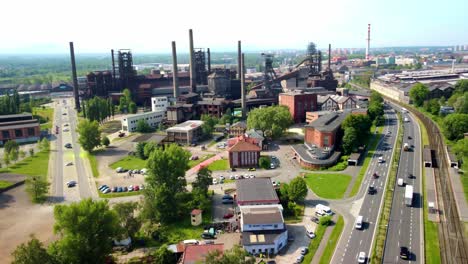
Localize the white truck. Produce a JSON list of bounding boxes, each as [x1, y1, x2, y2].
[[315, 204, 333, 216], [405, 185, 413, 207], [403, 143, 410, 151]]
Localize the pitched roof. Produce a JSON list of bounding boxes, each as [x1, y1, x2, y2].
[[182, 244, 224, 264], [228, 140, 261, 152], [242, 206, 283, 225], [305, 112, 348, 132], [231, 121, 247, 129], [236, 178, 279, 204]]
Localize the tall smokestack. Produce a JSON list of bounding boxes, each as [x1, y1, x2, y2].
[[189, 29, 196, 92], [366, 24, 371, 60], [241, 53, 246, 119], [207, 48, 211, 74], [69, 42, 80, 111], [171, 41, 179, 98], [111, 49, 116, 89], [328, 44, 331, 70], [237, 41, 242, 79]]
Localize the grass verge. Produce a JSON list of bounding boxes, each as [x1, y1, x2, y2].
[[109, 156, 148, 170], [319, 216, 344, 264], [371, 112, 403, 263], [206, 159, 229, 171], [304, 173, 352, 199], [417, 116, 441, 264], [302, 224, 327, 263], [349, 125, 384, 197], [0, 180, 14, 189], [0, 150, 50, 177], [34, 107, 54, 130], [86, 152, 100, 178], [99, 190, 143, 198], [188, 154, 215, 168]]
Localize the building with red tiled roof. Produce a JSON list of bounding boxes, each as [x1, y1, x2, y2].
[[180, 244, 224, 264], [228, 140, 261, 168]]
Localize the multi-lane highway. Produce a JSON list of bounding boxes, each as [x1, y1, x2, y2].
[[383, 107, 423, 263], [333, 106, 399, 263]]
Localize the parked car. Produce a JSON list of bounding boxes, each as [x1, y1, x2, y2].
[[223, 213, 234, 219], [118, 132, 125, 137], [219, 175, 225, 180], [222, 199, 234, 204], [212, 179, 218, 185], [229, 175, 235, 180], [287, 235, 295, 242], [134, 185, 140, 191], [222, 195, 233, 200], [400, 246, 409, 259], [63, 128, 70, 132], [98, 185, 108, 191], [116, 167, 123, 173], [190, 155, 199, 160], [300, 247, 308, 255], [128, 185, 134, 192], [132, 169, 139, 174], [66, 181, 77, 188], [112, 187, 118, 192], [295, 255, 304, 263], [64, 124, 69, 127], [248, 167, 256, 171], [117, 187, 123, 192], [310, 216, 320, 223], [123, 187, 128, 192], [249, 174, 255, 178], [103, 188, 111, 194]]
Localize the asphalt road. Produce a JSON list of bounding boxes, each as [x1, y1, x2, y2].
[[52, 100, 64, 199], [382, 107, 423, 263], [334, 107, 399, 263]]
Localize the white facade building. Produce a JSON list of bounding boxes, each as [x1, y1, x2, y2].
[[151, 96, 169, 112], [121, 111, 164, 132]]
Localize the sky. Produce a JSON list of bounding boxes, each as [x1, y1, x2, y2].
[[0, 0, 467, 54]]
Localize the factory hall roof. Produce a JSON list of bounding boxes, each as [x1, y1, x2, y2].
[[305, 112, 348, 132], [236, 178, 279, 205], [166, 120, 204, 132], [241, 206, 283, 225]]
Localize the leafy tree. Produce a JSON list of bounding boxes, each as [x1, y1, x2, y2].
[[11, 235, 56, 264], [10, 148, 19, 164], [113, 202, 141, 240], [201, 114, 218, 137], [192, 167, 213, 195], [454, 79, 468, 93], [135, 119, 153, 133], [342, 127, 358, 154], [136, 142, 147, 160], [370, 91, 383, 104], [288, 177, 308, 203], [128, 102, 137, 114], [19, 150, 26, 159], [29, 148, 34, 157], [409, 83, 429, 107], [443, 113, 468, 140], [424, 98, 440, 115], [50, 199, 119, 264], [342, 114, 372, 141], [319, 215, 333, 226], [76, 119, 101, 152], [143, 144, 190, 223], [219, 108, 233, 125], [247, 105, 293, 139], [101, 136, 110, 147], [204, 245, 255, 264], [4, 140, 19, 155], [4, 153, 10, 167], [151, 244, 176, 264], [259, 156, 271, 169], [368, 102, 384, 121], [143, 142, 157, 159], [25, 176, 49, 203], [118, 96, 128, 113], [40, 138, 50, 152], [452, 138, 468, 160], [453, 92, 468, 114]]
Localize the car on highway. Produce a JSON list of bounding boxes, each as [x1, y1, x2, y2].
[[62, 113, 67, 115], [400, 246, 409, 260], [66, 181, 77, 188], [373, 172, 379, 179], [368, 186, 376, 195], [64, 143, 72, 148], [358, 252, 366, 263], [408, 136, 412, 139], [65, 162, 73, 166], [63, 128, 70, 132], [378, 157, 384, 163], [64, 124, 69, 127]]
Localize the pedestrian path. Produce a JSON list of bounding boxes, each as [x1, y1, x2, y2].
[[447, 166, 468, 221]]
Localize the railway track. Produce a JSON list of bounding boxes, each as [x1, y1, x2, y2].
[[411, 110, 468, 264]]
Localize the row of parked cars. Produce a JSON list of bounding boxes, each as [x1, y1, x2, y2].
[[98, 184, 144, 194], [115, 167, 148, 174]]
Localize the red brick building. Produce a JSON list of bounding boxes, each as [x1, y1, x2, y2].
[[228, 140, 261, 168], [0, 113, 41, 146], [279, 91, 318, 123], [304, 112, 346, 148]]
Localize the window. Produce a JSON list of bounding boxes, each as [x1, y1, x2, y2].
[[15, 129, 23, 137], [2, 130, 10, 139], [28, 128, 35, 136]]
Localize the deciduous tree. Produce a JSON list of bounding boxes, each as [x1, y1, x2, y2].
[[101, 136, 110, 147], [204, 245, 255, 264], [76, 119, 101, 152], [247, 105, 293, 139], [409, 83, 429, 107], [288, 177, 308, 203], [342, 127, 358, 154], [11, 235, 56, 264], [136, 119, 153, 133], [113, 202, 141, 240], [25, 176, 49, 203], [443, 113, 468, 140], [192, 167, 213, 195], [259, 156, 271, 169]]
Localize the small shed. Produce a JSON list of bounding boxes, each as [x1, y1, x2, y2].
[[191, 209, 203, 226], [348, 153, 361, 166]]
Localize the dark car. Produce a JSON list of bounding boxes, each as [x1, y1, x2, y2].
[[223, 213, 234, 219], [373, 172, 379, 179], [408, 136, 412, 139], [64, 143, 72, 148], [117, 187, 123, 192], [310, 216, 320, 224], [368, 186, 376, 195], [400, 246, 409, 259], [201, 232, 215, 239], [222, 199, 234, 204], [222, 195, 233, 200], [66, 181, 77, 188], [123, 187, 128, 192], [112, 187, 118, 192]]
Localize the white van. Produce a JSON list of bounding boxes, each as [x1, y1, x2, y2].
[[315, 204, 333, 216], [305, 223, 317, 238], [398, 178, 404, 187], [378, 157, 384, 163], [183, 239, 199, 245], [355, 215, 363, 230]]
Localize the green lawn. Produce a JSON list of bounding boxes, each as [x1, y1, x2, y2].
[[86, 152, 99, 178], [99, 190, 143, 198], [206, 159, 229, 171], [349, 125, 383, 197], [0, 150, 50, 177], [0, 180, 14, 189], [33, 107, 54, 130], [302, 223, 327, 263], [304, 173, 352, 199], [188, 154, 215, 168], [109, 156, 148, 170], [319, 216, 344, 264]]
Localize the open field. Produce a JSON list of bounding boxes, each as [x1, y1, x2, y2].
[[304, 173, 352, 199], [206, 159, 229, 171], [34, 107, 54, 130], [0, 150, 50, 177]]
